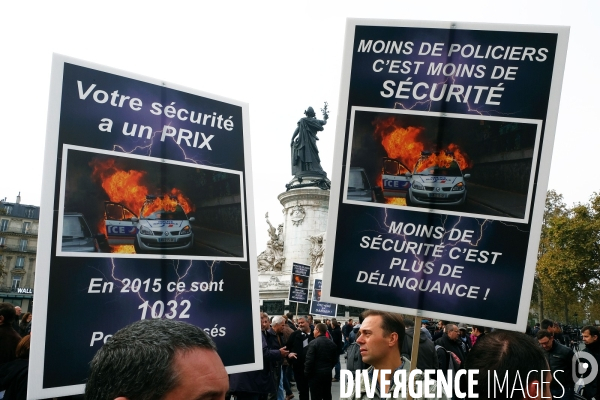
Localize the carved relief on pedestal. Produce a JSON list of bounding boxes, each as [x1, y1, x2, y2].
[[307, 232, 326, 273], [290, 204, 306, 226], [257, 213, 285, 272]]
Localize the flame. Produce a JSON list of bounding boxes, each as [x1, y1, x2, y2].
[[385, 198, 407, 206], [374, 117, 473, 206], [91, 158, 148, 213], [374, 117, 425, 170], [111, 245, 136, 254], [90, 158, 195, 216]]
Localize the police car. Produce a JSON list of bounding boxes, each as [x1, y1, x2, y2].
[[407, 151, 470, 207], [104, 195, 195, 253]]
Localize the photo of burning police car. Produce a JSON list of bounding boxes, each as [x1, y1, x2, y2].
[[104, 195, 196, 253], [345, 108, 542, 221], [58, 146, 246, 259]]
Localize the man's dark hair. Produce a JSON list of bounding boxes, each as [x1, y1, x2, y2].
[[536, 329, 553, 340], [582, 325, 600, 337], [315, 323, 328, 335], [403, 317, 415, 328], [361, 310, 405, 353], [473, 325, 486, 334], [85, 319, 217, 400], [0, 302, 16, 324], [541, 319, 554, 330], [465, 331, 548, 399], [286, 312, 294, 320]]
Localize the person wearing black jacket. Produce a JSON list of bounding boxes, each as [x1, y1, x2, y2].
[[581, 326, 600, 400], [435, 324, 466, 367], [304, 323, 338, 400], [285, 317, 314, 400], [402, 318, 437, 370], [330, 319, 343, 382], [537, 329, 574, 399]]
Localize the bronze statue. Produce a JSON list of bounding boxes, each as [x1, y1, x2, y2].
[[290, 103, 329, 178]]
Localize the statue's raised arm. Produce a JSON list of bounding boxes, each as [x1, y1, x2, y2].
[[290, 103, 329, 179]]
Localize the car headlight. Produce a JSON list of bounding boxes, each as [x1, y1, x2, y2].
[[452, 182, 465, 191], [412, 181, 425, 190], [140, 226, 153, 235], [180, 225, 192, 235]]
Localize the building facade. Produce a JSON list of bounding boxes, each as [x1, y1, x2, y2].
[[0, 194, 37, 311]]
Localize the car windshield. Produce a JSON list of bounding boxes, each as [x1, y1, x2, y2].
[[63, 216, 92, 238], [348, 170, 369, 190], [141, 204, 187, 220], [415, 160, 462, 177]]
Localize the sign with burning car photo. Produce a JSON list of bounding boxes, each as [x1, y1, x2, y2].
[[321, 19, 569, 331], [30, 55, 261, 398]]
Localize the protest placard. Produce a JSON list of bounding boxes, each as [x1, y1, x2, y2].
[[29, 55, 261, 398], [322, 20, 569, 330]]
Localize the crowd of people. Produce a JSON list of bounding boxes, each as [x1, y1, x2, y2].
[[2, 301, 600, 400], [0, 303, 32, 400]]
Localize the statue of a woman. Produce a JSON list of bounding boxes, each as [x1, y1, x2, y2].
[[290, 105, 329, 178]]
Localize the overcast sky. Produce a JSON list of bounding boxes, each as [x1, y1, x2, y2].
[[1, 0, 598, 250]]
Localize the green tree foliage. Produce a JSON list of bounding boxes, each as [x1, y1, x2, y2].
[[533, 190, 600, 323]]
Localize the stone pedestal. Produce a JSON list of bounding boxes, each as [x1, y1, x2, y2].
[[277, 184, 329, 275], [257, 176, 330, 315]]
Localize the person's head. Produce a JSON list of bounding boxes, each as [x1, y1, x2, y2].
[[540, 319, 554, 331], [314, 323, 327, 338], [271, 315, 286, 334], [85, 319, 228, 400], [536, 329, 554, 351], [472, 326, 486, 337], [16, 335, 30, 359], [465, 331, 551, 399], [21, 312, 31, 324], [260, 312, 270, 332], [446, 324, 460, 341], [348, 319, 353, 325], [306, 315, 314, 324], [357, 310, 405, 369], [331, 318, 338, 328], [0, 302, 16, 325], [285, 312, 293, 321], [582, 326, 599, 345], [403, 317, 415, 328], [14, 306, 21, 316], [297, 317, 310, 333], [437, 320, 446, 330]]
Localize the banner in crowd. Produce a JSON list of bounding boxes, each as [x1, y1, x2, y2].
[[29, 55, 261, 398], [310, 279, 338, 317], [321, 19, 569, 330], [288, 262, 311, 304]]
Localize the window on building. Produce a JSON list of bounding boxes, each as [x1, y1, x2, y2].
[[11, 276, 21, 291], [0, 219, 8, 232], [15, 257, 25, 268], [4, 206, 12, 215], [19, 239, 27, 251], [0, 237, 5, 246], [22, 221, 31, 234], [25, 208, 34, 218]]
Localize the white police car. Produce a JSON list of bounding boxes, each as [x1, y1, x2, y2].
[[104, 195, 195, 253], [407, 152, 470, 207]]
